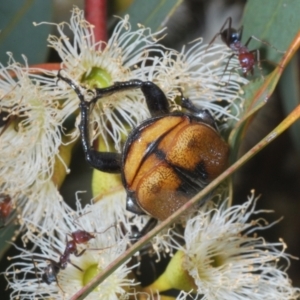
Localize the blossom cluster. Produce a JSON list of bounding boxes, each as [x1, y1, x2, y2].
[[1, 7, 299, 300]]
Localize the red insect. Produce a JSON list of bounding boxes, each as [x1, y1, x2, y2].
[[32, 256, 65, 293], [32, 220, 114, 289], [209, 17, 283, 77], [31, 230, 94, 288], [0, 195, 13, 227], [69, 229, 95, 245], [57, 230, 95, 271], [57, 222, 115, 270]]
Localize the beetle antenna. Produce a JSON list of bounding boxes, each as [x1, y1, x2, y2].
[[57, 70, 86, 104]]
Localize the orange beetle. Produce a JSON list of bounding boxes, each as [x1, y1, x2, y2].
[[58, 73, 229, 234]]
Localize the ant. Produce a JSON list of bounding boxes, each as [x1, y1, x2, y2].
[[208, 17, 283, 77], [32, 233, 88, 288], [69, 229, 96, 246], [32, 256, 67, 293], [31, 232, 92, 290], [31, 229, 93, 287], [57, 230, 95, 270], [57, 219, 116, 270], [32, 216, 115, 288], [0, 194, 13, 227], [40, 259, 61, 284]]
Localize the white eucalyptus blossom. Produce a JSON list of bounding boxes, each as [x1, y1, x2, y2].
[[5, 194, 139, 300], [0, 57, 63, 190], [176, 290, 195, 300], [91, 184, 175, 260], [18, 181, 66, 242], [39, 7, 175, 152], [168, 193, 300, 299], [149, 39, 249, 126], [0, 56, 70, 231]]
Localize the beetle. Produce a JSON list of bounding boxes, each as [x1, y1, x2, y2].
[[57, 71, 229, 228]]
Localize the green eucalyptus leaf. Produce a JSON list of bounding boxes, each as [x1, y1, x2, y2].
[[228, 0, 300, 159], [242, 0, 300, 65], [123, 0, 183, 31], [279, 56, 300, 152], [0, 222, 19, 260], [0, 0, 53, 65]]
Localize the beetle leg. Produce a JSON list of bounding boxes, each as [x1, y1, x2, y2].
[[129, 218, 158, 243], [137, 80, 170, 117], [57, 71, 122, 173], [137, 217, 158, 239], [126, 191, 146, 215], [179, 91, 217, 129], [79, 99, 122, 172], [94, 80, 170, 117]]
